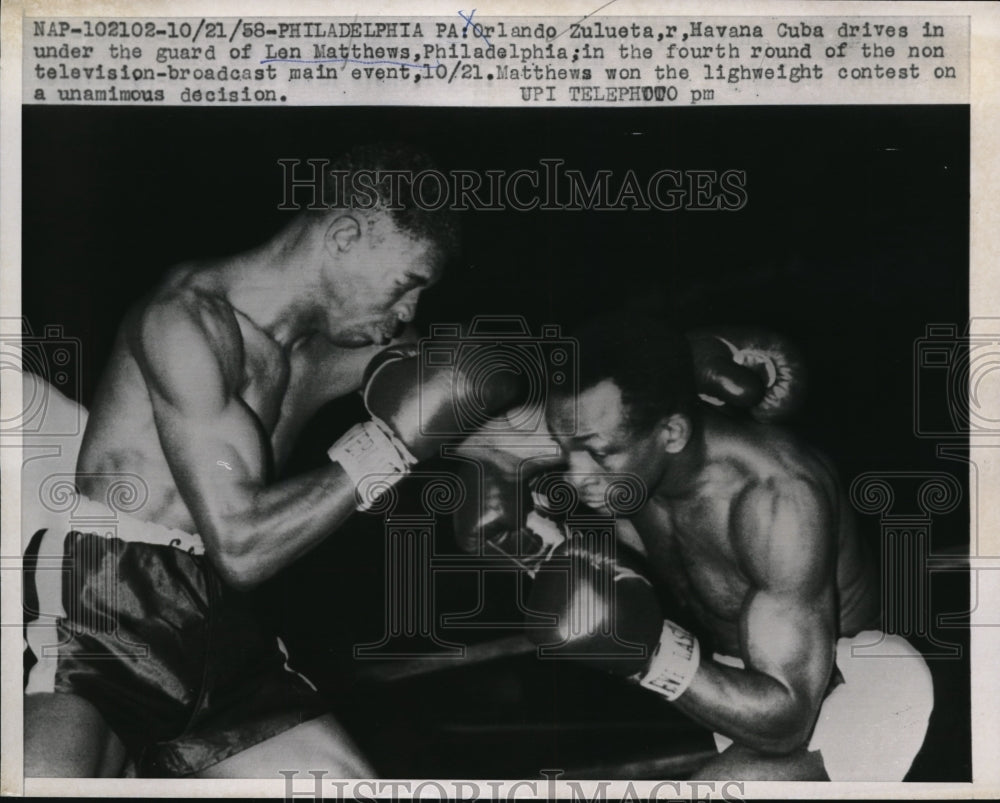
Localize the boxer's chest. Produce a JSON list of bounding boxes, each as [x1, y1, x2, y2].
[[236, 320, 290, 432], [634, 494, 751, 626]]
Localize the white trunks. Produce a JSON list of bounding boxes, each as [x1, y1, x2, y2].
[[712, 631, 934, 781]]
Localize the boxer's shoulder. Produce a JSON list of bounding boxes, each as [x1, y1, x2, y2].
[[730, 474, 834, 590], [704, 412, 797, 460], [704, 413, 838, 498], [129, 286, 245, 408]]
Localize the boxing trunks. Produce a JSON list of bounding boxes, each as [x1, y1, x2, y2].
[[23, 496, 324, 776], [711, 631, 934, 780]]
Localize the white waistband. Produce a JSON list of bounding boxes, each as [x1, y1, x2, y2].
[[30, 492, 205, 555]]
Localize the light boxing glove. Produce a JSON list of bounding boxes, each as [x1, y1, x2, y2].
[[328, 341, 527, 510], [452, 461, 567, 576], [526, 530, 700, 699], [687, 325, 806, 422]]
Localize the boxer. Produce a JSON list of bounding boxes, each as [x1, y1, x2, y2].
[[22, 145, 522, 778], [455, 312, 933, 781]]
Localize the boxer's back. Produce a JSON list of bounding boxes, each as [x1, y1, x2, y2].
[[636, 416, 880, 653], [76, 312, 189, 528], [76, 271, 290, 535]]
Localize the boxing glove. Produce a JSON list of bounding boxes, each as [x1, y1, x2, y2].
[[453, 461, 567, 576], [687, 326, 806, 422], [526, 531, 701, 699], [327, 342, 527, 509], [525, 531, 665, 676], [362, 342, 529, 462]]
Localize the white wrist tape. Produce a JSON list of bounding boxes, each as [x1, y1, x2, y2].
[[638, 620, 701, 701], [524, 510, 567, 551], [328, 419, 418, 510], [516, 510, 567, 577]]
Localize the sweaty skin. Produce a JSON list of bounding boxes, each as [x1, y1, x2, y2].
[[547, 380, 879, 760], [77, 232, 439, 589], [31, 215, 443, 778], [79, 275, 360, 536]]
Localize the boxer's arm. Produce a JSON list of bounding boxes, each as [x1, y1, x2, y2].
[[135, 297, 360, 590], [449, 418, 566, 564], [670, 478, 837, 754]]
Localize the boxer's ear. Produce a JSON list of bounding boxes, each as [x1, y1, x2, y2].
[[325, 215, 361, 253], [659, 413, 691, 454]]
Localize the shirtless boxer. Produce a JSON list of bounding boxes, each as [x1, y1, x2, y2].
[[22, 146, 482, 778], [457, 312, 934, 781]]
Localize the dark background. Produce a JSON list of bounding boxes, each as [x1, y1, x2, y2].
[[23, 104, 970, 780]]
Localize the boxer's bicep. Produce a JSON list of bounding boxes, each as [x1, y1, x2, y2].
[[135, 299, 267, 539], [733, 480, 837, 724]]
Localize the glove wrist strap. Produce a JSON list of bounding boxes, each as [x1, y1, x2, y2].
[[483, 510, 566, 577], [638, 620, 701, 701], [328, 419, 418, 511]]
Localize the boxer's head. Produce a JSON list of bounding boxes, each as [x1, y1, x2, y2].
[[547, 312, 698, 511], [298, 145, 459, 346]]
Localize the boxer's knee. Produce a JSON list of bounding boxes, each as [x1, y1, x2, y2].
[[193, 714, 374, 779], [25, 692, 125, 777], [690, 742, 828, 781]]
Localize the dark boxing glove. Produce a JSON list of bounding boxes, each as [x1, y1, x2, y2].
[[327, 342, 527, 509], [526, 531, 701, 699], [362, 342, 529, 462], [525, 531, 664, 676], [687, 325, 806, 422]]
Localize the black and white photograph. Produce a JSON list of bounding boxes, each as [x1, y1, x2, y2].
[[3, 3, 997, 799], [15, 101, 970, 784]]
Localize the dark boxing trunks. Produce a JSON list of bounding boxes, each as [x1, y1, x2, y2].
[[24, 528, 324, 776]]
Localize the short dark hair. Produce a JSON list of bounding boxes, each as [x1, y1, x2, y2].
[[563, 310, 698, 433], [318, 143, 459, 260]]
